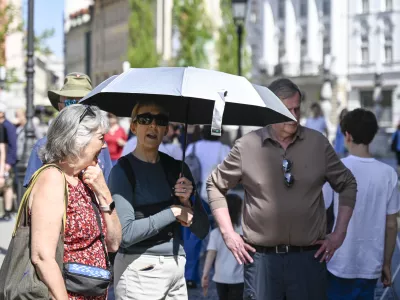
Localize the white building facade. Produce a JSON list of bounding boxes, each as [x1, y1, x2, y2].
[[347, 0, 400, 127], [248, 0, 400, 128]]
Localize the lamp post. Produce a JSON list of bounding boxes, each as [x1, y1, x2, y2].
[[232, 0, 248, 76], [232, 0, 247, 140], [0, 66, 5, 105], [16, 0, 36, 202], [0, 66, 6, 90]]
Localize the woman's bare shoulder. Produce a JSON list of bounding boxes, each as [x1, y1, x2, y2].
[[31, 166, 66, 192]]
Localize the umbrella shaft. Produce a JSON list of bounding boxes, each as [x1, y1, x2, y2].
[[180, 98, 190, 176]]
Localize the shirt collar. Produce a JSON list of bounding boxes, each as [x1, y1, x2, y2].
[[262, 125, 305, 143]]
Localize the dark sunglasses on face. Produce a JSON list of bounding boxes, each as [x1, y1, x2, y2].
[[134, 113, 169, 127], [79, 106, 96, 123], [282, 158, 295, 187], [63, 99, 79, 107]]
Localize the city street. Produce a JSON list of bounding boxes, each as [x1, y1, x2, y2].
[[0, 157, 398, 299]]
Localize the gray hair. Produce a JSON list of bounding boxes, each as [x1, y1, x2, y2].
[[268, 78, 302, 101], [40, 105, 109, 164]]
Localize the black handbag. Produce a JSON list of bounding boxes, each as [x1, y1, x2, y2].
[[63, 190, 112, 297]]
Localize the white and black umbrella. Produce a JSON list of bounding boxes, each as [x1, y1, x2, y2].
[[80, 67, 295, 169]]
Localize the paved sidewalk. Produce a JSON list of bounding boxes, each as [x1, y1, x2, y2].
[[0, 216, 14, 267]]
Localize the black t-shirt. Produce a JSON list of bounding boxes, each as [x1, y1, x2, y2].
[[0, 123, 5, 144]]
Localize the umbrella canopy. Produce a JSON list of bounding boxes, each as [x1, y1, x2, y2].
[[80, 67, 295, 126]]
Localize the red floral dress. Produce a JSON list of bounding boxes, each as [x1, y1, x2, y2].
[[64, 180, 108, 300]]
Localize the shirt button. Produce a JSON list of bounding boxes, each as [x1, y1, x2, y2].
[[168, 232, 173, 237]]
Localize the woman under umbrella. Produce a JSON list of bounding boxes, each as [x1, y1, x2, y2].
[[109, 99, 209, 300]]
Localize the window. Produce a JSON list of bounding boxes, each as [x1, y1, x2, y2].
[[361, 46, 369, 64], [300, 0, 307, 17], [384, 35, 393, 63], [323, 0, 331, 16], [300, 37, 307, 59], [385, 45, 393, 63], [278, 33, 285, 62], [384, 20, 393, 62], [360, 27, 369, 64], [278, 1, 285, 19], [362, 0, 369, 13], [323, 35, 331, 57], [386, 0, 393, 11]]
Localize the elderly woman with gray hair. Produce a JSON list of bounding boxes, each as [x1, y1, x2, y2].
[[28, 104, 121, 299]]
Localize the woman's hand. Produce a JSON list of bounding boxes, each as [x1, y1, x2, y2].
[[174, 175, 193, 207], [170, 205, 193, 227], [82, 164, 108, 198]]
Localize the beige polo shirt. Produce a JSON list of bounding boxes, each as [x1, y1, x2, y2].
[[206, 126, 357, 247]]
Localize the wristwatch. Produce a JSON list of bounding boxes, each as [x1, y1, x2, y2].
[[100, 201, 115, 213]]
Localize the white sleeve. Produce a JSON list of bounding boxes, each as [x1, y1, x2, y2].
[[185, 143, 194, 157], [207, 229, 219, 251], [387, 172, 400, 215]]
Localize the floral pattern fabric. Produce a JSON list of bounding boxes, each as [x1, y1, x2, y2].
[[64, 180, 108, 300]]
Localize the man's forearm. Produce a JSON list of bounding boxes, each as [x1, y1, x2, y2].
[[213, 208, 234, 235], [384, 215, 398, 266], [334, 205, 353, 234]]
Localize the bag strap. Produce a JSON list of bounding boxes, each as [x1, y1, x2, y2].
[[89, 198, 111, 270], [119, 155, 137, 195], [13, 164, 68, 237], [84, 185, 111, 270]]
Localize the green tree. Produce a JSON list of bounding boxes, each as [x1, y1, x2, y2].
[[0, 4, 20, 66], [172, 0, 212, 68], [127, 0, 159, 68], [217, 0, 238, 74], [34, 28, 55, 56]]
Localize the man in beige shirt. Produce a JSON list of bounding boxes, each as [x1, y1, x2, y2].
[[206, 78, 357, 300]]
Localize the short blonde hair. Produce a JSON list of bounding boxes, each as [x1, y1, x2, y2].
[[131, 100, 169, 121]]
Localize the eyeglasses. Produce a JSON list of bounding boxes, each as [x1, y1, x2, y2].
[[134, 113, 169, 127], [63, 99, 79, 107], [282, 159, 295, 187], [79, 106, 96, 123]]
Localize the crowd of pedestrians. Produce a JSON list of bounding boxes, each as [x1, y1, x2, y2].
[[0, 70, 399, 300]]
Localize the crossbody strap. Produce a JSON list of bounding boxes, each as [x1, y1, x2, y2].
[[86, 188, 111, 271], [13, 163, 68, 237]]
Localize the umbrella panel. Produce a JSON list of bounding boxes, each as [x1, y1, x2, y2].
[[82, 92, 293, 126]]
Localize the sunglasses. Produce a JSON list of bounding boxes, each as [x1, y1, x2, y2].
[[63, 99, 79, 107], [79, 106, 96, 123], [282, 159, 295, 187], [134, 113, 169, 127]]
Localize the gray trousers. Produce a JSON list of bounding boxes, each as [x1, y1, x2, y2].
[[244, 250, 327, 300]]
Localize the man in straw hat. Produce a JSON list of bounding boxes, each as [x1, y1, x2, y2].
[[23, 72, 113, 187]]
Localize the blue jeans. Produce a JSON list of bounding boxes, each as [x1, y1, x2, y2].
[[327, 272, 378, 300]]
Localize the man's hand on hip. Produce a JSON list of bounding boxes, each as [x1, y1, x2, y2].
[[222, 230, 256, 265], [314, 231, 346, 263]]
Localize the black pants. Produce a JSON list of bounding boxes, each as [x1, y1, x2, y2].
[[216, 282, 244, 300], [243, 250, 327, 300], [396, 151, 400, 166]]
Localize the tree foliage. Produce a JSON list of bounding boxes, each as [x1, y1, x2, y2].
[[127, 0, 159, 68], [172, 0, 212, 68], [34, 28, 55, 57], [0, 4, 20, 66], [217, 0, 238, 74]]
